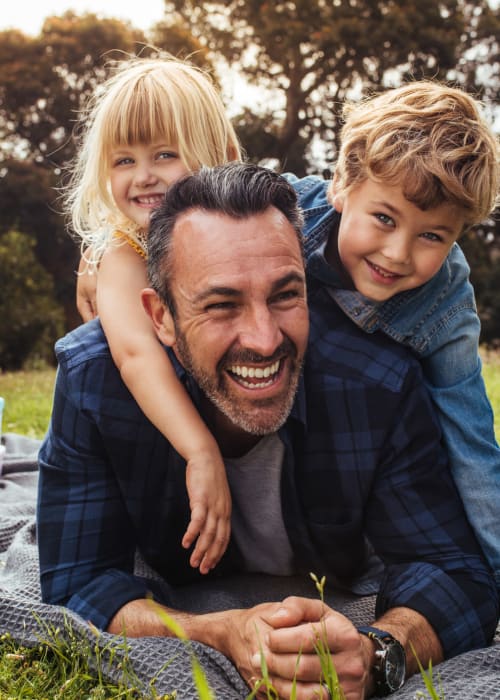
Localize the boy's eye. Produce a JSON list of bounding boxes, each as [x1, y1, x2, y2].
[[421, 231, 444, 243], [374, 212, 395, 226]]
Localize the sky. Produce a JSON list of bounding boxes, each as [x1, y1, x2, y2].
[[1, 0, 167, 35]]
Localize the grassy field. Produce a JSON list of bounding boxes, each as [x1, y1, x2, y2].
[[1, 350, 499, 441], [0, 367, 56, 438]]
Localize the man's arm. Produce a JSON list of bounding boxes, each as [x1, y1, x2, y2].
[[107, 595, 442, 699], [37, 328, 148, 628]]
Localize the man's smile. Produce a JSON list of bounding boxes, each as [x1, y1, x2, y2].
[[227, 359, 282, 389]]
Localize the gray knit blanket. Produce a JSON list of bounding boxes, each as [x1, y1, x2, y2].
[[1, 433, 498, 699]]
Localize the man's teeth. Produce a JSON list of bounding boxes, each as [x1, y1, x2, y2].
[[229, 360, 280, 387], [230, 360, 280, 379]]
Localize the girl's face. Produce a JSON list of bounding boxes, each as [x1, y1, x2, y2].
[[328, 177, 466, 302], [109, 142, 191, 230]]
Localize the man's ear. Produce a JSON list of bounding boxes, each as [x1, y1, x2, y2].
[[328, 172, 345, 212], [141, 288, 176, 346]]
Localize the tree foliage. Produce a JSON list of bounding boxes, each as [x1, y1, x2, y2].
[[0, 231, 65, 370], [162, 0, 499, 173]]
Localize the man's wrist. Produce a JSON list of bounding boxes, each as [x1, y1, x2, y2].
[[358, 626, 406, 697]]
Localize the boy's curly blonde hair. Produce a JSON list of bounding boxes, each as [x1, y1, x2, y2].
[[333, 81, 500, 230]]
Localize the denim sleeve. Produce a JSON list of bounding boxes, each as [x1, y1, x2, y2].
[[413, 249, 500, 589], [425, 362, 500, 589], [37, 361, 145, 629]]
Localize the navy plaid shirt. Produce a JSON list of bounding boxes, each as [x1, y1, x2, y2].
[[37, 284, 498, 659]]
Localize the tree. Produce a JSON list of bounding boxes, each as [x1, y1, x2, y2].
[[162, 0, 499, 174], [0, 13, 149, 168], [0, 231, 65, 370]]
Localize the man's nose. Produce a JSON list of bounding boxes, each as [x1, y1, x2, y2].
[[238, 306, 283, 357]]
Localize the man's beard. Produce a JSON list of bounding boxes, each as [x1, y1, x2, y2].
[[174, 331, 302, 436]]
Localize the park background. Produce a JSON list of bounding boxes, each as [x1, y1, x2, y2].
[[0, 0, 499, 438]]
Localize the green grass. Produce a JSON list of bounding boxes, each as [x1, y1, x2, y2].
[[0, 367, 56, 439], [481, 349, 500, 438], [0, 621, 176, 700]]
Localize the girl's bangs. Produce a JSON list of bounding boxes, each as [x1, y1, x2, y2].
[[106, 86, 177, 148]]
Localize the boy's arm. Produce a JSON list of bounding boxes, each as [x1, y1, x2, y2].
[[416, 247, 500, 586], [97, 243, 231, 573]]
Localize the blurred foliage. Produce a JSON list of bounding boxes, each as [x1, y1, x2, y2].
[[0, 231, 65, 370]]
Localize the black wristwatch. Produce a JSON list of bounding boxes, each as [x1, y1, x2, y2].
[[358, 626, 406, 696]]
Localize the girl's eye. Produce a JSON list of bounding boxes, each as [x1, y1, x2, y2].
[[113, 156, 133, 167], [157, 151, 178, 161], [375, 212, 394, 226]]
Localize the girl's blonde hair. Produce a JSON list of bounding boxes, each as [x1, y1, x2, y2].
[[333, 80, 500, 230], [65, 54, 241, 263]]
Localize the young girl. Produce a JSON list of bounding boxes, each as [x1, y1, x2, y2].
[[67, 55, 241, 574]]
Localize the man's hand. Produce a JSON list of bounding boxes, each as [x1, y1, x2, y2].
[[248, 597, 371, 699], [76, 255, 98, 321]]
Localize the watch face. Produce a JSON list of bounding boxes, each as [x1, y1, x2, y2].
[[385, 643, 406, 691]]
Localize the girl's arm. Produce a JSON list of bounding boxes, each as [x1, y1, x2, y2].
[[97, 242, 231, 574], [76, 253, 98, 321]]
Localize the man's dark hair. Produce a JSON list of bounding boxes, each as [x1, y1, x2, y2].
[[147, 162, 304, 314]]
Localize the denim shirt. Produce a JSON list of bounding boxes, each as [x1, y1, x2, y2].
[[285, 172, 500, 588]]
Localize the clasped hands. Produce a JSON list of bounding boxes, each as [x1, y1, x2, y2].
[[230, 596, 371, 700]]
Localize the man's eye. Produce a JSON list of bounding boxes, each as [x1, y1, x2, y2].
[[205, 301, 235, 312], [272, 290, 300, 304]]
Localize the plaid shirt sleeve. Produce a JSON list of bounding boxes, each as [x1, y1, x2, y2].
[[37, 323, 152, 628]]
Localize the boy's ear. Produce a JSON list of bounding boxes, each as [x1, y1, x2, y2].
[[141, 288, 176, 346], [329, 173, 345, 212]]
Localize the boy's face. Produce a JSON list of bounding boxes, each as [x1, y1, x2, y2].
[[109, 142, 190, 230], [328, 178, 466, 302]]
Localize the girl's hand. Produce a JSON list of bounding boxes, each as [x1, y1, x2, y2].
[[182, 450, 232, 574], [76, 255, 98, 321]]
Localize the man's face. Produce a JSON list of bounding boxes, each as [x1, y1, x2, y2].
[[165, 207, 308, 438]]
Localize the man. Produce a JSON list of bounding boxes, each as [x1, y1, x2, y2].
[[38, 163, 498, 699]]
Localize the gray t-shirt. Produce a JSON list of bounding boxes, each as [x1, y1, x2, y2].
[[225, 433, 294, 575]]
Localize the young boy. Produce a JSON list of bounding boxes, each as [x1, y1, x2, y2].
[[285, 80, 500, 589]]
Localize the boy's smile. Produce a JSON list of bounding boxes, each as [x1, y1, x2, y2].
[[327, 178, 466, 302]]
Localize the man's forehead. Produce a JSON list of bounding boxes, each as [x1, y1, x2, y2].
[[171, 207, 302, 259], [169, 207, 305, 298]]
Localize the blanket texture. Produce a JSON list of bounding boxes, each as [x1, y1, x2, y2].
[[1, 433, 498, 698]]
